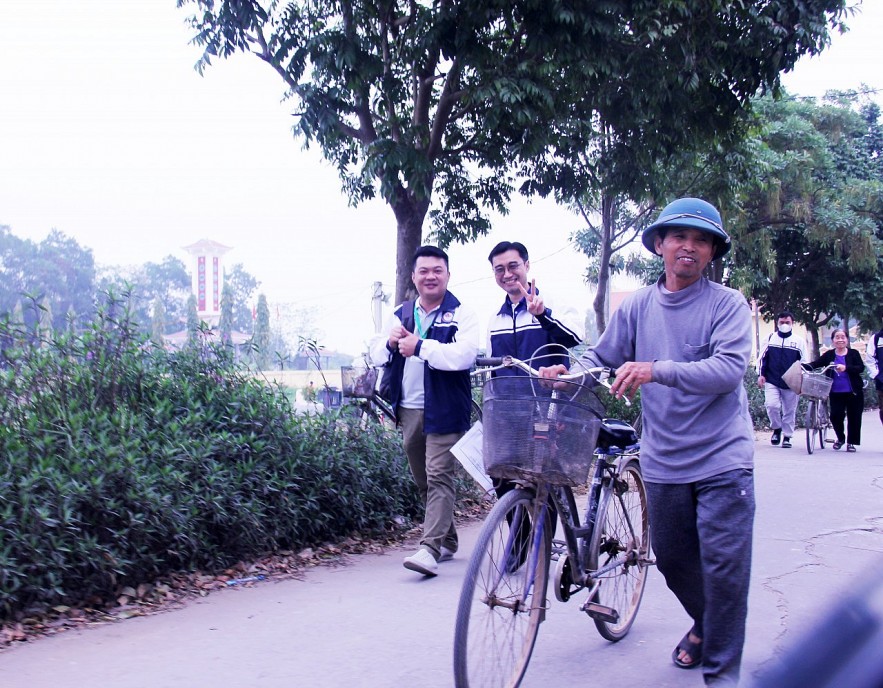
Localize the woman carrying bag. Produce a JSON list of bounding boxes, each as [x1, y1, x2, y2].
[[805, 328, 865, 452]]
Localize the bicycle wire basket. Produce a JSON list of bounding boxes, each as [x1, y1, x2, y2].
[[340, 366, 378, 398], [800, 370, 833, 399], [481, 376, 603, 487]]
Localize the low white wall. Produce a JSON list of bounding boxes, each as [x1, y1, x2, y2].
[[258, 370, 343, 390]]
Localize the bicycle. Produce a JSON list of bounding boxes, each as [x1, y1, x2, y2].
[[453, 355, 653, 688], [340, 365, 397, 426], [801, 363, 834, 455], [341, 364, 483, 427]]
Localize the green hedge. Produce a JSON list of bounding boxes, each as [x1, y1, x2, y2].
[[0, 298, 421, 620]]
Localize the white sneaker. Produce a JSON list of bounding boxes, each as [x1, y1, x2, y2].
[[438, 546, 455, 563], [403, 548, 438, 576]]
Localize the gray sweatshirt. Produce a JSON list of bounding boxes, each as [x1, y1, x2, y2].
[[578, 276, 754, 483]]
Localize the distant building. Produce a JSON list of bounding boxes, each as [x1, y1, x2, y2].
[[181, 238, 232, 327], [163, 238, 251, 352]]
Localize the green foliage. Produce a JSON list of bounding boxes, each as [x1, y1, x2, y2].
[[729, 93, 883, 347], [597, 387, 643, 430], [250, 293, 272, 370], [743, 365, 770, 430], [99, 255, 191, 334], [0, 226, 96, 330], [218, 282, 234, 345], [178, 0, 848, 303], [224, 263, 260, 333], [150, 297, 166, 348], [0, 294, 420, 620], [185, 294, 199, 343]]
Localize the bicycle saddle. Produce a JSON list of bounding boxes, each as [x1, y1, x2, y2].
[[596, 418, 639, 450]]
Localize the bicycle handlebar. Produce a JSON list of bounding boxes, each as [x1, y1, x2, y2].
[[474, 355, 626, 403], [802, 362, 838, 373]]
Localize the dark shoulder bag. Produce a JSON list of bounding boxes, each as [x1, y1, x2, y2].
[[378, 300, 414, 403]]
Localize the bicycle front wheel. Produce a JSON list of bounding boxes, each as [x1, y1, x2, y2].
[[805, 399, 818, 454], [818, 400, 830, 448], [587, 459, 650, 642], [453, 488, 552, 688]]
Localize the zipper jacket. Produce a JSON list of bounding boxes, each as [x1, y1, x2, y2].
[[370, 290, 478, 434], [487, 289, 584, 375], [759, 332, 807, 390]]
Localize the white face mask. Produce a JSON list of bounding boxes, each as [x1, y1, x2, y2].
[[778, 323, 792, 334]]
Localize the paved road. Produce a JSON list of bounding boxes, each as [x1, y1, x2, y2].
[[2, 412, 882, 687]]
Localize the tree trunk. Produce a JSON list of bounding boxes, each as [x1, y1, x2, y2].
[[705, 259, 724, 284], [592, 195, 615, 336], [809, 327, 821, 360], [391, 191, 431, 305]]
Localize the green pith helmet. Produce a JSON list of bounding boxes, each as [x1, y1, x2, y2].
[[642, 197, 731, 259]]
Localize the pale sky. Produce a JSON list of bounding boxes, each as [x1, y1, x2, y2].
[[1, 2, 880, 355]]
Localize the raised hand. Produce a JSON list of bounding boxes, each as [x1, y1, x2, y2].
[[518, 279, 545, 316], [397, 328, 421, 357]]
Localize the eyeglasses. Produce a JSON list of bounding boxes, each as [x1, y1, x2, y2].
[[493, 261, 524, 276]]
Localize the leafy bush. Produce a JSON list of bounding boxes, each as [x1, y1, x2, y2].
[[597, 387, 642, 428], [744, 365, 769, 430], [0, 296, 420, 620]]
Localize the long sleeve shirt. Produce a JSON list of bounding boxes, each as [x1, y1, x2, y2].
[[575, 276, 754, 483]]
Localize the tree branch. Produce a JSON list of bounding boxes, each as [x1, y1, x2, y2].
[[427, 58, 462, 160], [379, 8, 401, 143]]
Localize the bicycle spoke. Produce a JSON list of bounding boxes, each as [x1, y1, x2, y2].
[[586, 460, 650, 641]]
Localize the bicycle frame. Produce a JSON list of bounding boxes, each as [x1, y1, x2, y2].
[[454, 353, 652, 688], [340, 365, 397, 424], [555, 452, 646, 579]]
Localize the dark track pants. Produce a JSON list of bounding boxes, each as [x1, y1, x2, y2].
[[829, 391, 863, 445], [646, 469, 755, 686]]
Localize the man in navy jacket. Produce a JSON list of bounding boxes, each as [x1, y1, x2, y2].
[[370, 246, 479, 577], [486, 241, 584, 370], [757, 311, 807, 449]]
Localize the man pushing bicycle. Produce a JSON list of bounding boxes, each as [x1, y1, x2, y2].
[[541, 198, 755, 687]]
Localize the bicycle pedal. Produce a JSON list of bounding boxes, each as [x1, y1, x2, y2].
[[582, 600, 619, 624]]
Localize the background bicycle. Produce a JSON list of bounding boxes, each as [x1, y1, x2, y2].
[[799, 364, 834, 454], [340, 364, 397, 426], [453, 355, 652, 688]]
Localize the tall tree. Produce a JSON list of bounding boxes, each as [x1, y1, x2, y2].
[[218, 283, 234, 345], [151, 297, 166, 348], [99, 255, 191, 334], [179, 0, 848, 302], [0, 226, 96, 329], [251, 293, 272, 369], [573, 195, 656, 334], [224, 263, 260, 333], [571, 125, 762, 333], [186, 294, 200, 345], [730, 93, 883, 355]]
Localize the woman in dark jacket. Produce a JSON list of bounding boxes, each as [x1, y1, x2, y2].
[[806, 328, 865, 451]]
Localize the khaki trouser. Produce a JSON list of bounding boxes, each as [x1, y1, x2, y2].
[[398, 407, 462, 559]]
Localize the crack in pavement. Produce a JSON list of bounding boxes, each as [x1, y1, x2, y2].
[[757, 519, 883, 673]]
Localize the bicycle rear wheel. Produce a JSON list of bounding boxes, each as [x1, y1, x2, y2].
[[587, 458, 650, 642], [805, 400, 818, 454], [453, 488, 552, 688]]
